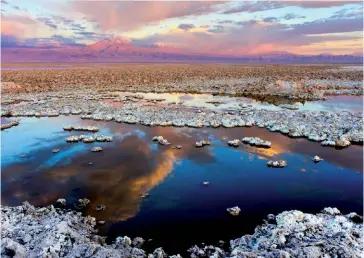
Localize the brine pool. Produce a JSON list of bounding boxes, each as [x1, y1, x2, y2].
[[1, 116, 363, 254]]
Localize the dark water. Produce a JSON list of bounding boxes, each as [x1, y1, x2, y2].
[[1, 116, 363, 254]]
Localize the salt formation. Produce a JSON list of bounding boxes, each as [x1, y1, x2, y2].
[[313, 155, 324, 162], [267, 160, 287, 168], [227, 206, 241, 216], [242, 137, 271, 148], [1, 121, 19, 130], [152, 136, 170, 145], [195, 140, 211, 148], [227, 139, 240, 147], [91, 146, 103, 152], [1, 203, 362, 258]]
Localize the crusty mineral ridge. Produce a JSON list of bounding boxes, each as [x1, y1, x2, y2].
[[0, 202, 149, 258], [1, 65, 363, 98], [1, 89, 362, 148], [226, 208, 363, 258], [1, 203, 362, 257]]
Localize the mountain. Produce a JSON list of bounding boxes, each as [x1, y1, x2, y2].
[[81, 37, 135, 54], [80, 38, 183, 56], [2, 38, 363, 63], [351, 52, 363, 57]]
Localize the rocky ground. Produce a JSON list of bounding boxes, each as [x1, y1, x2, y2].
[[1, 64, 363, 148], [1, 88, 363, 148], [1, 203, 362, 257], [2, 64, 363, 99]]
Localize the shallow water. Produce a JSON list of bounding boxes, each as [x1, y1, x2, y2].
[[1, 116, 363, 253], [113, 92, 363, 113]]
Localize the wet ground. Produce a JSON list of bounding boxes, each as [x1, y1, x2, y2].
[[111, 92, 363, 113], [1, 116, 363, 254]]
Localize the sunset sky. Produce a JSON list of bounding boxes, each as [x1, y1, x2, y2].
[[1, 0, 363, 55]]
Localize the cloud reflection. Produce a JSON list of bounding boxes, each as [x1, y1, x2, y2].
[[1, 116, 362, 224]]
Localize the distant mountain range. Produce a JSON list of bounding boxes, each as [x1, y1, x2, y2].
[[2, 38, 363, 63]]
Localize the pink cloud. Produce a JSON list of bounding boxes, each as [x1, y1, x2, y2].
[[222, 1, 362, 14], [288, 1, 362, 8], [135, 18, 363, 55], [71, 1, 226, 32], [1, 14, 38, 37]]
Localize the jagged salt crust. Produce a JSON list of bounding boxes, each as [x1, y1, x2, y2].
[[0, 202, 150, 258], [189, 208, 363, 258], [2, 203, 362, 258], [1, 90, 362, 148]]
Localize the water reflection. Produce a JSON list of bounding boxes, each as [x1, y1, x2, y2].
[[110, 92, 363, 113], [1, 117, 217, 221], [1, 116, 363, 252]]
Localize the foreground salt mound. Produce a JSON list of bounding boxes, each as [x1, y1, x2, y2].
[[0, 202, 149, 258], [1, 203, 362, 257], [226, 208, 363, 258]]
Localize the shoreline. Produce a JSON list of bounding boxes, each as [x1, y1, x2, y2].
[[1, 202, 362, 257], [1, 92, 363, 148]]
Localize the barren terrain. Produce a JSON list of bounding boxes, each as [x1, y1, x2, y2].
[[2, 64, 363, 100]]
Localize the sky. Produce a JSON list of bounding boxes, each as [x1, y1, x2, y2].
[[1, 0, 363, 55]]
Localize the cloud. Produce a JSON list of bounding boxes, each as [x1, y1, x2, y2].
[[282, 13, 306, 20], [1, 34, 86, 49], [222, 1, 362, 14], [36, 15, 88, 33], [52, 15, 74, 24], [291, 17, 363, 35], [207, 25, 225, 33], [217, 20, 234, 24], [263, 17, 278, 22], [236, 20, 259, 26], [1, 0, 8, 4], [74, 31, 113, 41], [137, 16, 362, 55], [70, 23, 87, 31], [222, 1, 283, 14], [330, 7, 363, 19], [1, 34, 19, 48], [36, 17, 58, 29], [1, 14, 39, 38], [50, 35, 83, 46], [289, 1, 362, 8], [70, 1, 226, 32], [178, 24, 195, 31]]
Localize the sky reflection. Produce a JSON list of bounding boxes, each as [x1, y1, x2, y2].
[[1, 116, 362, 246]]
